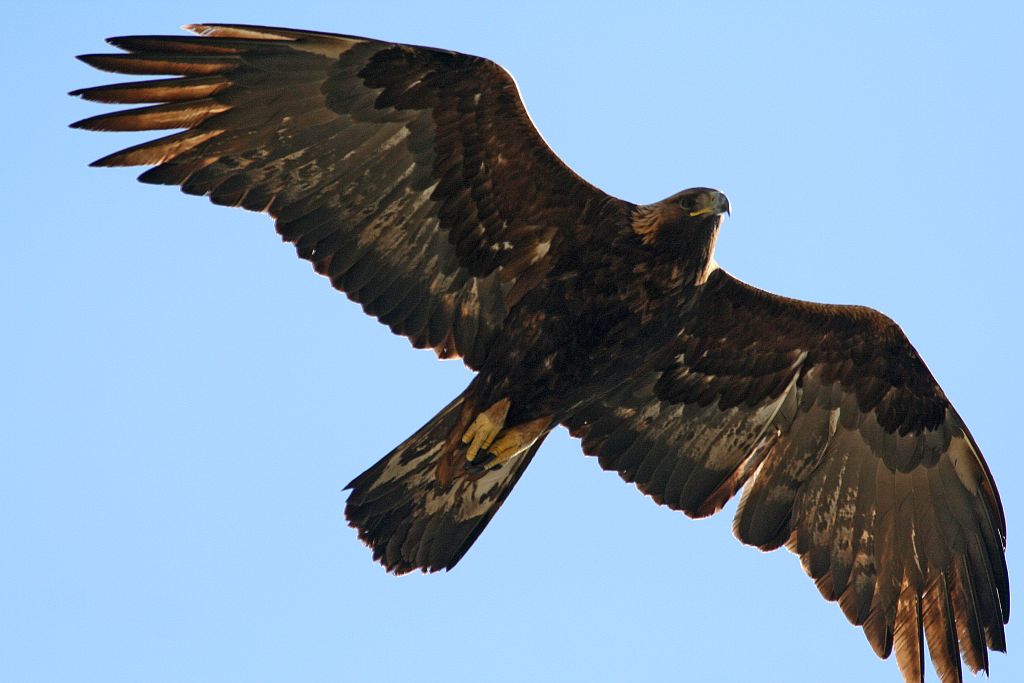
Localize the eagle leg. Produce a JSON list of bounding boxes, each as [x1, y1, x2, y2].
[[462, 398, 510, 466], [487, 415, 552, 464], [466, 414, 552, 473]]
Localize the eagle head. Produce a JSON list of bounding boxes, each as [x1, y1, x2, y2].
[[671, 187, 730, 219], [632, 187, 730, 248]]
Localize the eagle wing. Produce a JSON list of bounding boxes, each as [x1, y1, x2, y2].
[[564, 268, 1007, 683], [71, 24, 622, 369]]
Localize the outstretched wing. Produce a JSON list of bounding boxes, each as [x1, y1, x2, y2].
[[71, 24, 623, 369], [564, 268, 1007, 683]]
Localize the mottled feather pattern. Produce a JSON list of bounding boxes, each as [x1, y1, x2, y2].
[[344, 393, 545, 574], [72, 24, 607, 370], [73, 25, 1007, 683], [567, 269, 1006, 682]]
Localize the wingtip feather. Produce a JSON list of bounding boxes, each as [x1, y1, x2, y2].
[[181, 23, 299, 40]]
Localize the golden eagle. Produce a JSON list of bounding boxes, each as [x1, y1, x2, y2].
[[72, 24, 1006, 683]]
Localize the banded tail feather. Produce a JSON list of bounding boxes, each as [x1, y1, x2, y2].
[[345, 390, 548, 574]]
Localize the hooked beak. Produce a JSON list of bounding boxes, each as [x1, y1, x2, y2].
[[689, 189, 731, 218]]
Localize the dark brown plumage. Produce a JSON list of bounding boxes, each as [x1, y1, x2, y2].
[[72, 24, 1007, 683]]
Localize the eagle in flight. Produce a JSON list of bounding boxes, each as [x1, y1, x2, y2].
[[72, 24, 1007, 682]]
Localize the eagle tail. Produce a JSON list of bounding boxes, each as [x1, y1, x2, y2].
[[344, 391, 544, 574]]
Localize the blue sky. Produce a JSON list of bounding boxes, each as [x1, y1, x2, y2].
[[5, 1, 1023, 681]]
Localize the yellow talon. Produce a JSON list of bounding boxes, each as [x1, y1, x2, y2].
[[469, 415, 551, 470], [462, 398, 510, 464]]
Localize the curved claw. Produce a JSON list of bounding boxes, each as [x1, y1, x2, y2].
[[462, 398, 510, 465]]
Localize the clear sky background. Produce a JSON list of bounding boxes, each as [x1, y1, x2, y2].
[[5, 2, 1023, 681]]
